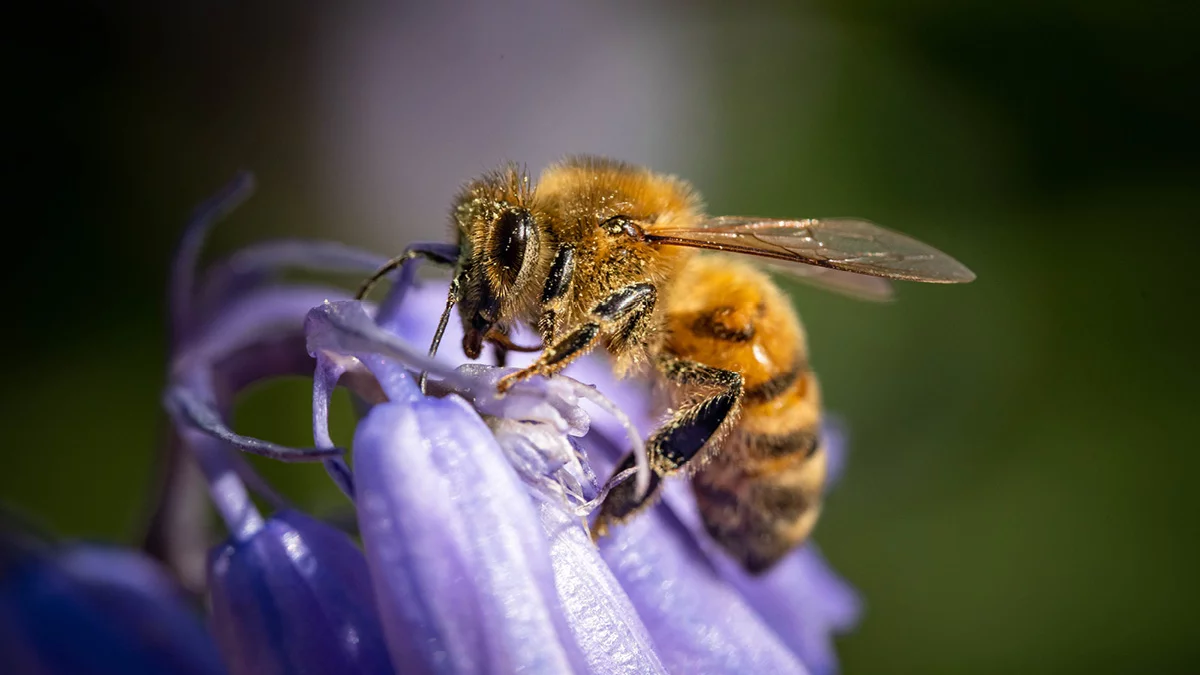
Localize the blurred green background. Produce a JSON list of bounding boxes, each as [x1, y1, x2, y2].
[[7, 1, 1197, 673]]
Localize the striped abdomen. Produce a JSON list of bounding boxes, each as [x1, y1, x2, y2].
[[661, 255, 828, 574]]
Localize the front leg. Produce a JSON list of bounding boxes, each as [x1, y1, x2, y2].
[[496, 282, 657, 393]]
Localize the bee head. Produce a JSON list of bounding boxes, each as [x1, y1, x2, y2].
[[451, 168, 539, 359]]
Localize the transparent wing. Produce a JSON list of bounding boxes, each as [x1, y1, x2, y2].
[[759, 259, 896, 302], [646, 216, 976, 284]]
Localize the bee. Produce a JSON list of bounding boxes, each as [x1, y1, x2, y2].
[[357, 156, 974, 574]]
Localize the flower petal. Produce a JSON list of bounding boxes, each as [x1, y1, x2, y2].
[[178, 285, 348, 363], [0, 544, 226, 675], [582, 409, 859, 675], [715, 546, 861, 675], [155, 282, 353, 587], [714, 423, 862, 675], [594, 494, 810, 674], [304, 300, 458, 387], [352, 395, 589, 674], [451, 364, 586, 436], [198, 239, 387, 322], [579, 427, 807, 672], [168, 286, 354, 465], [206, 509, 393, 675], [166, 386, 342, 462], [371, 280, 496, 366], [650, 428, 862, 675], [171, 171, 255, 345], [306, 295, 650, 513], [537, 502, 667, 675]]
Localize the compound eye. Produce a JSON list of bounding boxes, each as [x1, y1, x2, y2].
[[492, 208, 534, 284]]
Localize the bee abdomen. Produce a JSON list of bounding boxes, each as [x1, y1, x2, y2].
[[691, 439, 827, 574], [742, 360, 804, 406], [694, 375, 827, 572], [737, 353, 823, 454], [745, 426, 820, 460]]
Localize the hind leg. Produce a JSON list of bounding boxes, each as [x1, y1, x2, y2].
[[590, 358, 742, 539]]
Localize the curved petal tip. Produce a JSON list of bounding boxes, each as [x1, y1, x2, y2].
[[207, 510, 393, 675]]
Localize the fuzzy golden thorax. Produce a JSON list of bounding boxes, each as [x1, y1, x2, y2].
[[530, 156, 701, 373]]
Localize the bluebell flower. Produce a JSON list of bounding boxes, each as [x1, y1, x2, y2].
[[2, 174, 861, 674], [0, 536, 226, 675]]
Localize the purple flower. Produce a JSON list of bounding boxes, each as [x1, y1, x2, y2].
[[0, 537, 226, 675], [359, 270, 861, 675], [3, 174, 861, 674]]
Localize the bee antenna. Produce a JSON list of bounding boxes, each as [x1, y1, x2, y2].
[[419, 279, 458, 393]]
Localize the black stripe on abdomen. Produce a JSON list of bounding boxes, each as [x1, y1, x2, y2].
[[745, 427, 820, 459], [690, 306, 755, 342], [743, 360, 806, 405]]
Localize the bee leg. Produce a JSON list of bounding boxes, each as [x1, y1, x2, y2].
[[590, 360, 743, 539], [589, 451, 663, 539], [496, 282, 657, 393]]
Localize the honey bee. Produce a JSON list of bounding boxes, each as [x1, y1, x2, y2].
[[358, 156, 974, 573]]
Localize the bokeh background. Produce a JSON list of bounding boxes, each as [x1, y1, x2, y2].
[[7, 1, 1198, 673]]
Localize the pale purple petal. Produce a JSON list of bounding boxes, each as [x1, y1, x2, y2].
[[372, 280, 499, 366], [171, 171, 255, 345], [653, 429, 862, 675], [717, 547, 861, 675], [664, 469, 860, 675], [155, 295, 324, 585], [577, 385, 858, 675], [177, 285, 348, 363], [453, 364, 587, 436], [311, 352, 371, 498], [537, 502, 667, 675], [169, 286, 357, 460], [595, 493, 810, 674], [184, 430, 267, 542], [821, 415, 850, 489], [304, 300, 463, 387], [577, 419, 808, 672], [557, 355, 659, 446], [198, 239, 388, 320], [165, 385, 341, 462], [353, 395, 589, 673]]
